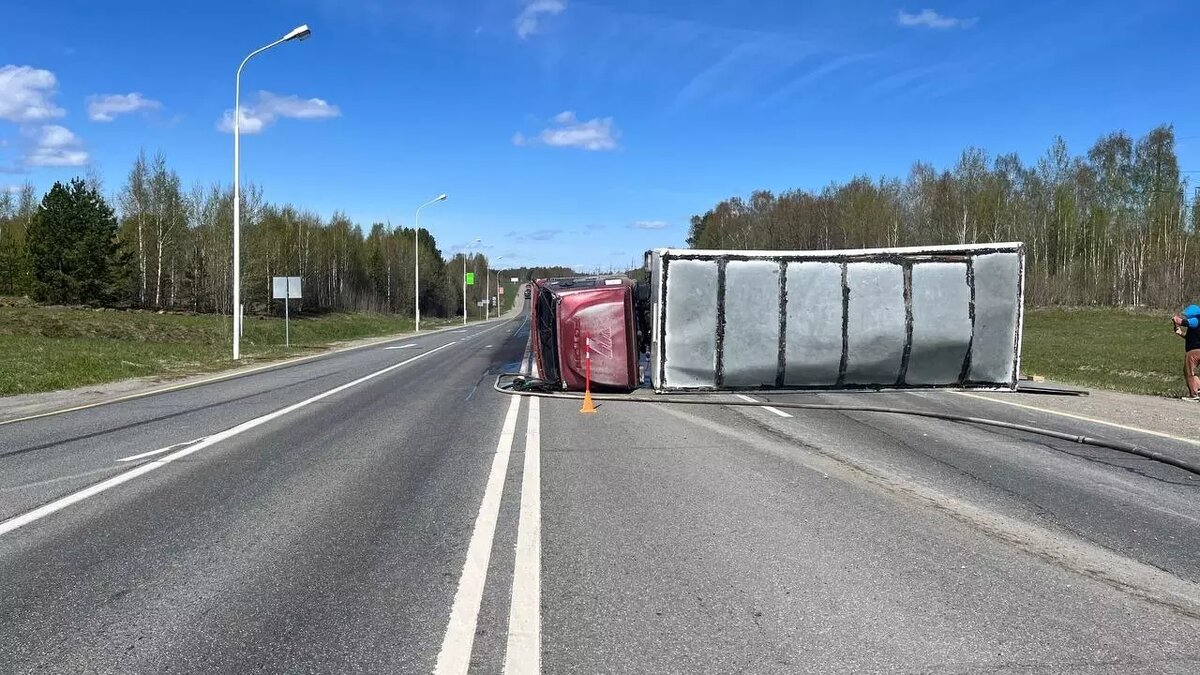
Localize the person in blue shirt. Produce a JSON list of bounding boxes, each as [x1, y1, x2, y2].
[[1172, 304, 1200, 400]]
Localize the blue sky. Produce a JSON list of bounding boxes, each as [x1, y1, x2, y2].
[[2, 0, 1198, 270]]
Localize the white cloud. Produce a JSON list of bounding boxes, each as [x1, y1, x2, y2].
[[897, 9, 978, 29], [504, 228, 562, 242], [761, 53, 876, 107], [675, 38, 815, 108], [527, 229, 561, 241], [514, 111, 619, 151], [542, 114, 619, 150], [0, 65, 65, 123], [217, 90, 341, 134], [632, 220, 668, 230], [23, 124, 88, 167], [220, 108, 266, 134], [87, 92, 162, 122], [516, 0, 566, 39]]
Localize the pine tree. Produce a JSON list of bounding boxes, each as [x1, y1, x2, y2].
[[26, 178, 127, 305]]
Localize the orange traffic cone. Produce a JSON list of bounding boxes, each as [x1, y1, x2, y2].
[[579, 388, 597, 414], [580, 334, 598, 414]]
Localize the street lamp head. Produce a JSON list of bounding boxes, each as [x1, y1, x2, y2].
[[284, 24, 312, 42], [437, 194, 448, 201]]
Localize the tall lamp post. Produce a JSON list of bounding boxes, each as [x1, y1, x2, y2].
[[413, 193, 448, 333], [463, 237, 481, 325], [489, 255, 506, 320], [232, 23, 311, 361]]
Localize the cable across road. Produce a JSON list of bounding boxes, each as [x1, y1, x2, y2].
[[493, 374, 1200, 478]]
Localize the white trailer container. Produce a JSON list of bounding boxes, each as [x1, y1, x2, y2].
[[646, 243, 1025, 391]]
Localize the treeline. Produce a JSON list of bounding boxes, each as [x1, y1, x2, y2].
[[687, 124, 1199, 308], [502, 265, 578, 281], [0, 150, 533, 318]]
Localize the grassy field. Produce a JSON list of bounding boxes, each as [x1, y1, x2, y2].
[[0, 303, 474, 396], [1022, 307, 1185, 397]]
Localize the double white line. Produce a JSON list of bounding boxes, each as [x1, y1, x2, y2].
[[435, 348, 542, 674]]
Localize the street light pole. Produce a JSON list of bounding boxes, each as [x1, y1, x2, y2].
[[232, 23, 311, 361], [491, 255, 506, 319], [413, 193, 448, 333], [462, 237, 480, 326]]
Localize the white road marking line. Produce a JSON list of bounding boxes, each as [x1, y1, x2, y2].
[[1, 467, 124, 494], [458, 321, 514, 342], [384, 344, 419, 350], [734, 394, 793, 418], [521, 348, 533, 377], [504, 392, 541, 674], [951, 391, 1200, 447], [485, 345, 493, 348], [434, 393, 523, 675], [117, 436, 209, 462], [0, 342, 456, 537]]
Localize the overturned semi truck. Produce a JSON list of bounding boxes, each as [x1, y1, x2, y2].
[[531, 243, 1025, 393]]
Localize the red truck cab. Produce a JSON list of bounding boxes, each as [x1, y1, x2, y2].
[[530, 276, 640, 391]]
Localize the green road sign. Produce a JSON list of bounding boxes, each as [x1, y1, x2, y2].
[[465, 272, 475, 285]]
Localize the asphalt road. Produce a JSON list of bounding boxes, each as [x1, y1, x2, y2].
[[3, 302, 1200, 673]]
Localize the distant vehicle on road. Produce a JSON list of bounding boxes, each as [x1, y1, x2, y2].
[[524, 286, 531, 299]]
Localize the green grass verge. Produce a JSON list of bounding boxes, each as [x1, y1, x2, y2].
[[0, 305, 473, 396], [1022, 307, 1186, 397]]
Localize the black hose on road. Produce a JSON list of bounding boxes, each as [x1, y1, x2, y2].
[[493, 373, 1200, 478]]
